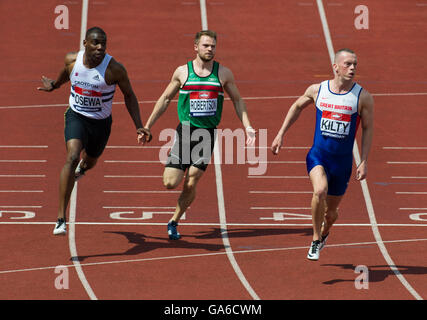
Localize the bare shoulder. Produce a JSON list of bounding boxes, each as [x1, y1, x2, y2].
[[218, 64, 233, 84], [360, 87, 374, 104], [108, 57, 127, 75], [359, 87, 374, 114], [101, 58, 131, 87], [172, 64, 188, 85], [304, 83, 321, 100], [64, 52, 78, 64], [64, 52, 78, 72]]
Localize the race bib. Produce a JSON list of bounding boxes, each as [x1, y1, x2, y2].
[[190, 91, 218, 117], [320, 111, 351, 138], [72, 86, 102, 112]]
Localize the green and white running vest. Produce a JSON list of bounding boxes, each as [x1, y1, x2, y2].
[[177, 61, 224, 128]]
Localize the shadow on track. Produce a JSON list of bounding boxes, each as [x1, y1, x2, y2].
[[321, 263, 427, 285], [72, 227, 313, 261]]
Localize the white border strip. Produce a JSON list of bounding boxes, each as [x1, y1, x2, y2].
[[68, 184, 97, 299], [79, 0, 89, 51], [199, 0, 208, 30], [214, 142, 260, 300], [316, 0, 422, 300], [68, 0, 97, 300], [2, 221, 427, 227]]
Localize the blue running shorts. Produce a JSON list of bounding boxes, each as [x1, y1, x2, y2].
[[306, 147, 353, 196]]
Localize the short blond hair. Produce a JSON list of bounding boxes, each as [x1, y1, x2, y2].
[[195, 30, 217, 44], [334, 48, 356, 62]]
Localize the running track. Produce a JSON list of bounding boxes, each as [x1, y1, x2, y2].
[[0, 0, 426, 307]]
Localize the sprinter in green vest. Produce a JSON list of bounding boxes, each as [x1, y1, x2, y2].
[[140, 30, 256, 240]]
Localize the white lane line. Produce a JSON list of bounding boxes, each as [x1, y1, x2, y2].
[[247, 176, 308, 179], [246, 146, 310, 149], [0, 145, 48, 148], [106, 145, 309, 150], [79, 0, 89, 51], [104, 175, 162, 178], [249, 191, 312, 194], [251, 207, 311, 210], [392, 176, 427, 179], [106, 145, 164, 148], [383, 147, 427, 150], [2, 237, 427, 275], [104, 160, 161, 163], [0, 175, 46, 178], [103, 190, 181, 194], [246, 161, 305, 164], [103, 206, 176, 209], [316, 0, 422, 300], [0, 190, 43, 193], [372, 92, 427, 97], [1, 221, 427, 227], [199, 0, 208, 29], [67, 0, 97, 301], [387, 162, 427, 164], [0, 205, 42, 208], [68, 183, 97, 300], [0, 160, 47, 163], [213, 141, 259, 300], [2, 92, 426, 110], [396, 192, 427, 195]]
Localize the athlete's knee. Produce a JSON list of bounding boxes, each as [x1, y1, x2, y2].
[[163, 177, 178, 189], [163, 173, 183, 189], [183, 178, 199, 192], [81, 153, 98, 170], [313, 187, 328, 201], [163, 167, 184, 189], [183, 170, 204, 193], [65, 151, 81, 168]]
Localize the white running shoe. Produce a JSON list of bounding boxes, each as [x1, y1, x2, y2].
[[75, 160, 86, 181], [53, 218, 66, 235], [307, 240, 321, 261], [319, 233, 329, 251]]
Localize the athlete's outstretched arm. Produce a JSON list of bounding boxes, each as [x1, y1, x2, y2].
[[37, 52, 77, 92], [112, 60, 150, 144], [144, 66, 183, 131], [220, 66, 255, 145], [271, 84, 319, 154], [356, 90, 374, 180]]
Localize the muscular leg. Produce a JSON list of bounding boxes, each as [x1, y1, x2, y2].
[[57, 139, 83, 219], [164, 166, 205, 223], [309, 165, 328, 241], [321, 195, 342, 236], [78, 149, 99, 171], [163, 167, 186, 190]]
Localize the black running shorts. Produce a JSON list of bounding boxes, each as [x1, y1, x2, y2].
[[165, 122, 216, 172], [64, 107, 112, 158]]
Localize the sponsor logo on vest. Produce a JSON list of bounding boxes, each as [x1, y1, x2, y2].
[[73, 81, 99, 89]]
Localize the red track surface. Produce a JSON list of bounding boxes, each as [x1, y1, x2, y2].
[[1, 0, 426, 305]]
